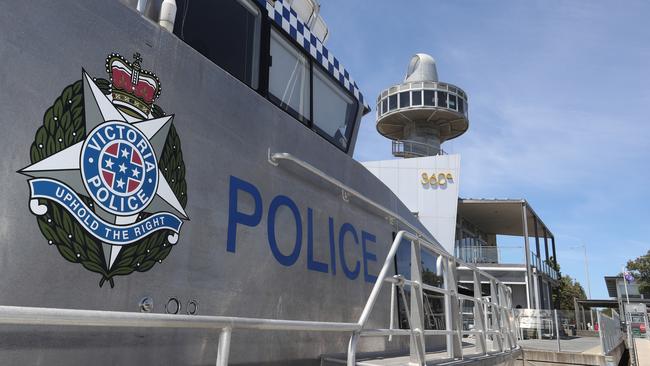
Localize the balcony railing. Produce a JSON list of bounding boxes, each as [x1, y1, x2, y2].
[[531, 252, 560, 281], [455, 246, 525, 265], [392, 140, 446, 158], [455, 246, 560, 281]]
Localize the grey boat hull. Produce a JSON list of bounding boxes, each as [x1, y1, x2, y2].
[[0, 0, 443, 364]]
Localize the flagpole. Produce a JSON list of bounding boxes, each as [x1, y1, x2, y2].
[[623, 267, 630, 305]]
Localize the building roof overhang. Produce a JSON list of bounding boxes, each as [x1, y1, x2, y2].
[[458, 198, 554, 238], [605, 276, 621, 298], [576, 298, 650, 309]]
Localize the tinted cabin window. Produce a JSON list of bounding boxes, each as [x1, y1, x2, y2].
[[174, 0, 260, 88], [268, 30, 311, 123], [382, 99, 387, 114], [313, 67, 358, 150]]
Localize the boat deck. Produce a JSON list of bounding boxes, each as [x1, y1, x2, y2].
[[518, 337, 602, 354], [518, 336, 625, 366]]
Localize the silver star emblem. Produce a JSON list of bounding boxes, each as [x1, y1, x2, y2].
[[20, 72, 188, 269], [116, 178, 125, 189], [132, 168, 140, 178], [118, 163, 127, 173], [105, 158, 114, 169]]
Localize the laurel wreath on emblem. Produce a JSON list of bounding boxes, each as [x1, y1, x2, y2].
[[28, 78, 187, 288]]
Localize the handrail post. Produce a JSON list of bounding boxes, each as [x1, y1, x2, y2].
[[444, 257, 463, 359], [216, 327, 232, 366], [409, 237, 426, 365], [554, 309, 561, 352], [346, 332, 360, 366], [490, 279, 504, 352], [472, 270, 487, 354]]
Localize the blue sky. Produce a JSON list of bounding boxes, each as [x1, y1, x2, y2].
[[320, 0, 650, 300]]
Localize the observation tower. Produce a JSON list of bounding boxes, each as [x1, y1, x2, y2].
[[376, 54, 469, 158]]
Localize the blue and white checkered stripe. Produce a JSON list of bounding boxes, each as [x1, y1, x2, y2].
[[258, 0, 368, 110]]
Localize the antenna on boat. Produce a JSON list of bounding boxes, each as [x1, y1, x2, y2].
[[376, 54, 469, 158], [286, 0, 329, 43], [159, 0, 177, 32]]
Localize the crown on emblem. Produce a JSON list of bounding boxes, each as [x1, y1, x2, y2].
[[106, 53, 161, 118]]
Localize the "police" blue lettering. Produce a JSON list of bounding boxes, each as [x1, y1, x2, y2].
[[226, 175, 263, 252], [226, 176, 378, 283]]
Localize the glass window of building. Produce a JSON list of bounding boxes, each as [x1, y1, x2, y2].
[[268, 30, 311, 123], [382, 98, 387, 114], [312, 67, 358, 150], [412, 90, 422, 106], [423, 90, 435, 106], [458, 98, 464, 114], [399, 91, 410, 108], [437, 91, 447, 108], [449, 94, 457, 111], [174, 0, 260, 88]]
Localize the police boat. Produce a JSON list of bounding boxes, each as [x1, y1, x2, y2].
[[0, 0, 520, 364]]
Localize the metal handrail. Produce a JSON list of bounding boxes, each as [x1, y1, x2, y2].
[[0, 305, 360, 332], [269, 151, 519, 364]]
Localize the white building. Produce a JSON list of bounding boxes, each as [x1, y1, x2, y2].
[[362, 54, 559, 310]]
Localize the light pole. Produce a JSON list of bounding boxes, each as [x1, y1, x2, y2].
[[570, 244, 592, 329], [569, 244, 592, 299]]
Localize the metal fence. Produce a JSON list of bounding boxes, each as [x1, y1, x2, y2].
[[598, 310, 624, 355], [515, 308, 624, 356]]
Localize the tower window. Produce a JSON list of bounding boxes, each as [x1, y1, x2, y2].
[[399, 92, 410, 108], [412, 90, 422, 106], [389, 94, 397, 110], [449, 94, 457, 110], [424, 90, 435, 106], [437, 91, 448, 108]]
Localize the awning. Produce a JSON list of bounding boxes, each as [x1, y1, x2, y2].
[[458, 199, 553, 238]]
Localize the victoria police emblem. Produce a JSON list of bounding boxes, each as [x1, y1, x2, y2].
[[19, 53, 189, 287]]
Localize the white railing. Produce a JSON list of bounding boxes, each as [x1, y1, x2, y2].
[[270, 151, 519, 364]]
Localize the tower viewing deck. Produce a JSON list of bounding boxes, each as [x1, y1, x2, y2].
[[376, 54, 469, 157]]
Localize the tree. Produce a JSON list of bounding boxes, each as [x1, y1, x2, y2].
[[626, 250, 650, 297], [553, 275, 587, 310]]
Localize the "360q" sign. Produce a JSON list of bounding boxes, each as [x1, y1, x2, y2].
[[420, 172, 454, 186]]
